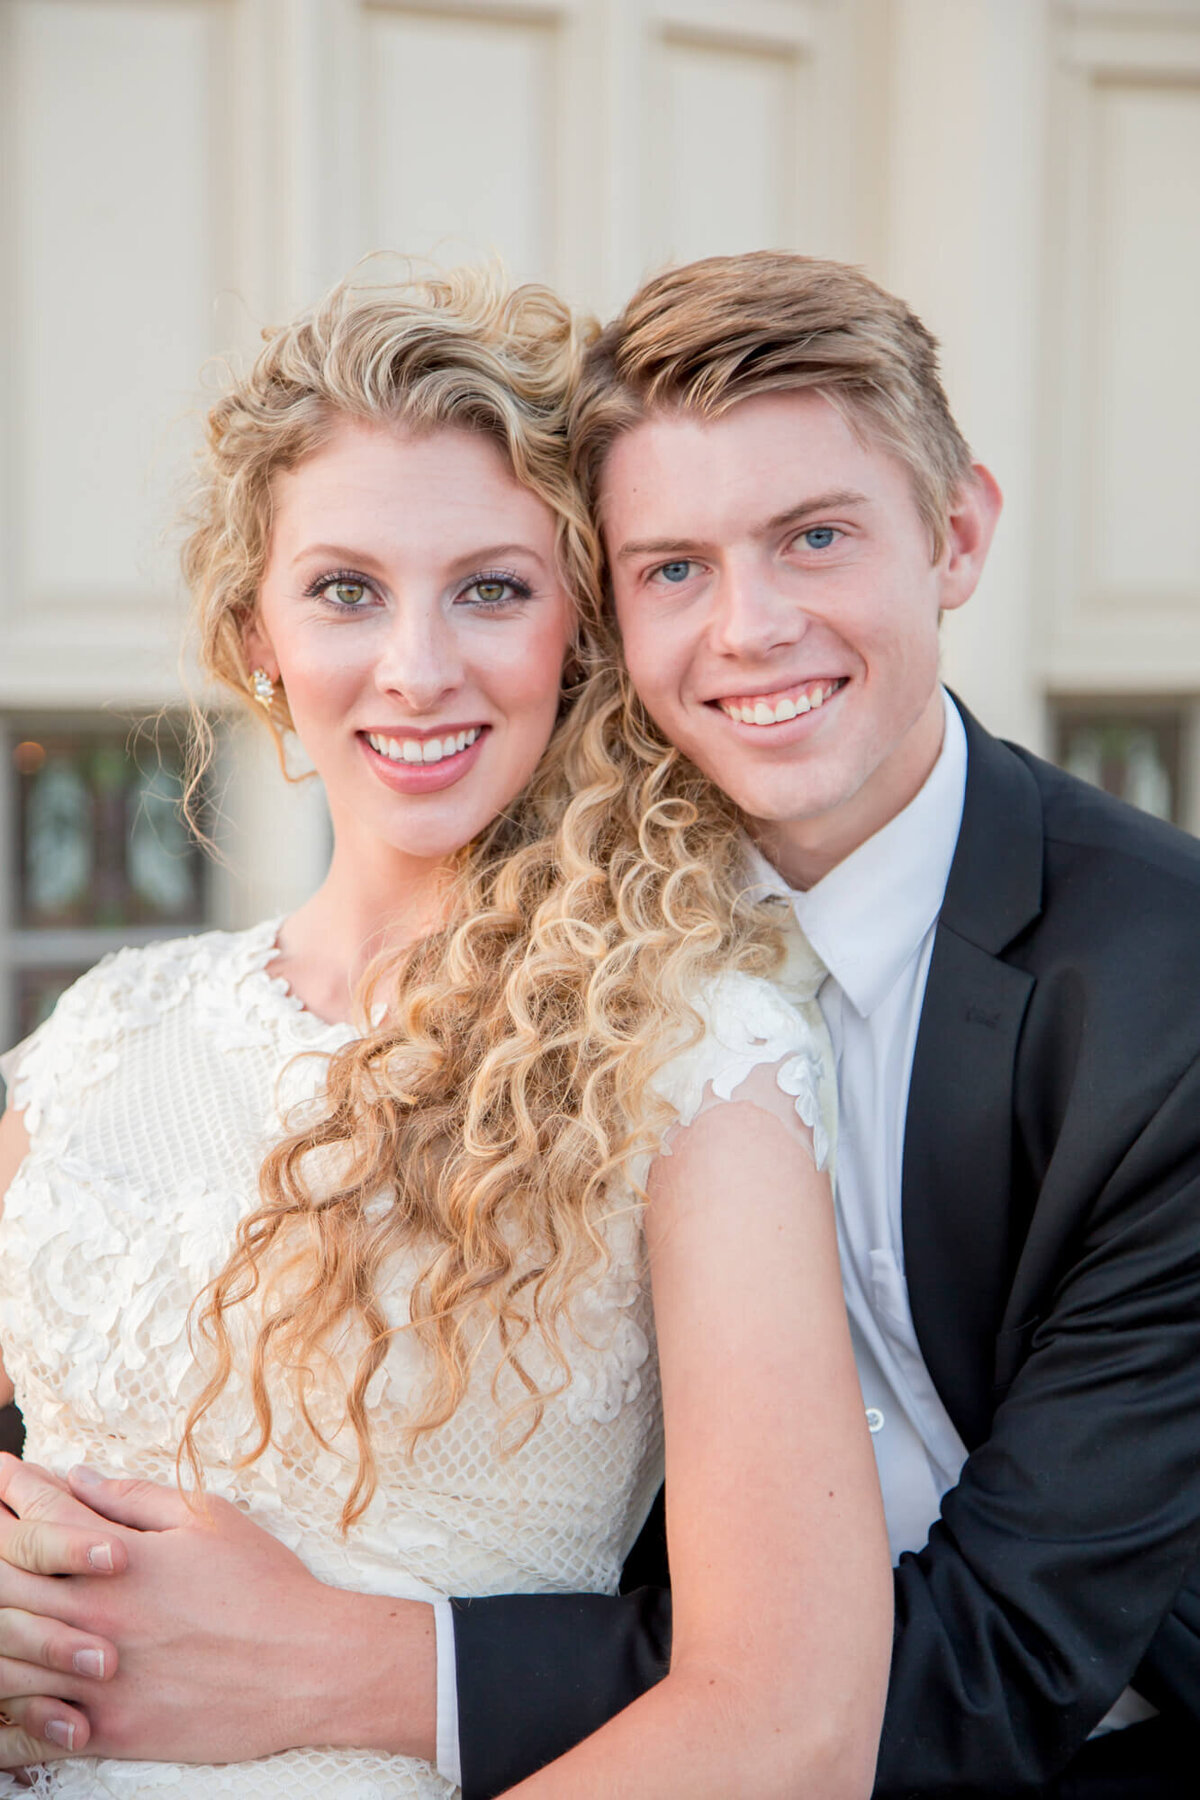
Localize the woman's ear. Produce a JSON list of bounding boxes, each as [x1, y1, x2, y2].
[[243, 617, 276, 681]]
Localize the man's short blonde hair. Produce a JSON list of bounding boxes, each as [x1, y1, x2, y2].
[[573, 251, 974, 559]]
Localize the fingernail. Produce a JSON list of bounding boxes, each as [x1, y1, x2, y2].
[[70, 1465, 103, 1488], [86, 1543, 114, 1572], [73, 1648, 105, 1678], [45, 1718, 75, 1750]]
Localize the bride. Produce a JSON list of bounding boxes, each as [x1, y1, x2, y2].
[[0, 267, 889, 1796]]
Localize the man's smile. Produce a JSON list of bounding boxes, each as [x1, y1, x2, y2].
[[712, 677, 849, 727]]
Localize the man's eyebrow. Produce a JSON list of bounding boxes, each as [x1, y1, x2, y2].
[[761, 490, 871, 534], [614, 535, 708, 562], [614, 491, 872, 562]]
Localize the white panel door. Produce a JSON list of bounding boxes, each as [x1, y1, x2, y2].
[[652, 33, 801, 263], [363, 6, 562, 282], [1042, 6, 1200, 689], [2, 0, 232, 702], [1089, 82, 1200, 601]]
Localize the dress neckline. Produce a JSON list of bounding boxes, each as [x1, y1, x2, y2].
[[231, 917, 360, 1051]]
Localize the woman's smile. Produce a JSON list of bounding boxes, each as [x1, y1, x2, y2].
[[358, 721, 489, 792]]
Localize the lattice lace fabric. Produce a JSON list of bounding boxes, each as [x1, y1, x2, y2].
[[0, 922, 833, 1797]]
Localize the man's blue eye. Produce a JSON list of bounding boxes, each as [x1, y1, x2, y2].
[[659, 561, 692, 583], [802, 528, 837, 550]]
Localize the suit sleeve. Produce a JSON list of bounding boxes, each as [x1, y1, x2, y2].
[[451, 1585, 671, 1799], [876, 1051, 1200, 1795]]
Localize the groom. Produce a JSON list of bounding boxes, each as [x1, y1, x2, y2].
[[3, 252, 1200, 1796]]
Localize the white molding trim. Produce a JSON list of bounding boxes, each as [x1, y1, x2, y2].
[[1057, 1, 1200, 23], [1062, 24, 1200, 74], [361, 0, 583, 20], [651, 0, 818, 52]]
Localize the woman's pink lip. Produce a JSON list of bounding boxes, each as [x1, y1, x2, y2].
[[358, 726, 489, 794]]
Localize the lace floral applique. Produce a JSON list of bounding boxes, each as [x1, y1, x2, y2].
[[562, 1219, 652, 1426], [650, 971, 835, 1171]]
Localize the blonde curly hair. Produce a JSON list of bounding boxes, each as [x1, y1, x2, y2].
[[180, 266, 783, 1527]]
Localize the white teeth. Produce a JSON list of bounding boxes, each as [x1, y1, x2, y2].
[[366, 727, 481, 765], [719, 683, 840, 726]]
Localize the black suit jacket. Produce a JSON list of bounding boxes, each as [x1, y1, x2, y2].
[[451, 704, 1200, 1797]]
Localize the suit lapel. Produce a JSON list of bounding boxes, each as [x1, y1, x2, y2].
[[901, 702, 1043, 1449]]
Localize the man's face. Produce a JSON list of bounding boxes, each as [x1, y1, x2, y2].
[[602, 390, 998, 886]]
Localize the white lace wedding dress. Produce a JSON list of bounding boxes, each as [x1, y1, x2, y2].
[[0, 920, 832, 1798]]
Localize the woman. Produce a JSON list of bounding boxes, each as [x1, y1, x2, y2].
[[0, 267, 889, 1797]]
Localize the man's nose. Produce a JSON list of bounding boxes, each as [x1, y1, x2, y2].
[[708, 561, 806, 660], [374, 603, 465, 712]]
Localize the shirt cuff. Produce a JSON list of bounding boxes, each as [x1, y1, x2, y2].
[[433, 1597, 464, 1787]]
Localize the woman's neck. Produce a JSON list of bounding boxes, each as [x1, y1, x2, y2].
[[271, 837, 455, 1025]]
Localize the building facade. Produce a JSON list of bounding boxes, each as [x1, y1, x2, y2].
[[2, 0, 1199, 1045]]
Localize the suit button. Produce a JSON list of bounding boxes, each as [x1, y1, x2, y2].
[[865, 1407, 885, 1433]]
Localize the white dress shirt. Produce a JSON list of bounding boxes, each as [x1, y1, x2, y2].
[[747, 687, 972, 1563], [434, 689, 1148, 1779]]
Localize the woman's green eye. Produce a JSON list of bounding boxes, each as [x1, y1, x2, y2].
[[474, 580, 508, 604], [332, 581, 366, 606]]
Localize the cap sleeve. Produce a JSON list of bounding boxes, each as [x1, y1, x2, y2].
[[0, 953, 120, 1138], [648, 971, 836, 1175]]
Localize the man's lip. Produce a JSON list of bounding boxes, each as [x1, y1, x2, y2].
[[706, 677, 849, 708]]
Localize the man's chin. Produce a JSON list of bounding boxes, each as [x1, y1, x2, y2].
[[730, 778, 851, 833]]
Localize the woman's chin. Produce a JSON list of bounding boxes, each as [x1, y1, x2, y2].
[[333, 802, 494, 871]]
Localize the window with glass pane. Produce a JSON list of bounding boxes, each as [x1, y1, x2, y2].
[[2, 717, 211, 1046], [1052, 701, 1188, 828], [16, 728, 204, 929]]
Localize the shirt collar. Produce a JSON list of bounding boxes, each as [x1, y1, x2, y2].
[[743, 689, 968, 1019]]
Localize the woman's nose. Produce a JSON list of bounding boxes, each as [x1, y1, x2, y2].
[[373, 605, 465, 712]]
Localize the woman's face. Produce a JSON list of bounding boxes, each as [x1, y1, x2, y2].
[[249, 418, 573, 869]]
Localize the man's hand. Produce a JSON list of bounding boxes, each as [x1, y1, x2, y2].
[[0, 1455, 437, 1770]]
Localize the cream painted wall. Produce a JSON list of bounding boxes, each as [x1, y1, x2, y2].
[[1, 0, 1198, 928]]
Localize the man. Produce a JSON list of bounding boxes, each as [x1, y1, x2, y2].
[[3, 252, 1200, 1796]]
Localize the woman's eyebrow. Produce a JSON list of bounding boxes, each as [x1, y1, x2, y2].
[[446, 542, 550, 574], [289, 541, 383, 570], [287, 541, 550, 573]]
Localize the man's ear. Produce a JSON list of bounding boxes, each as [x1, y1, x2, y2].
[[938, 464, 1003, 614]]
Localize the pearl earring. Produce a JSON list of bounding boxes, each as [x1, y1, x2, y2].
[[250, 667, 276, 708]]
